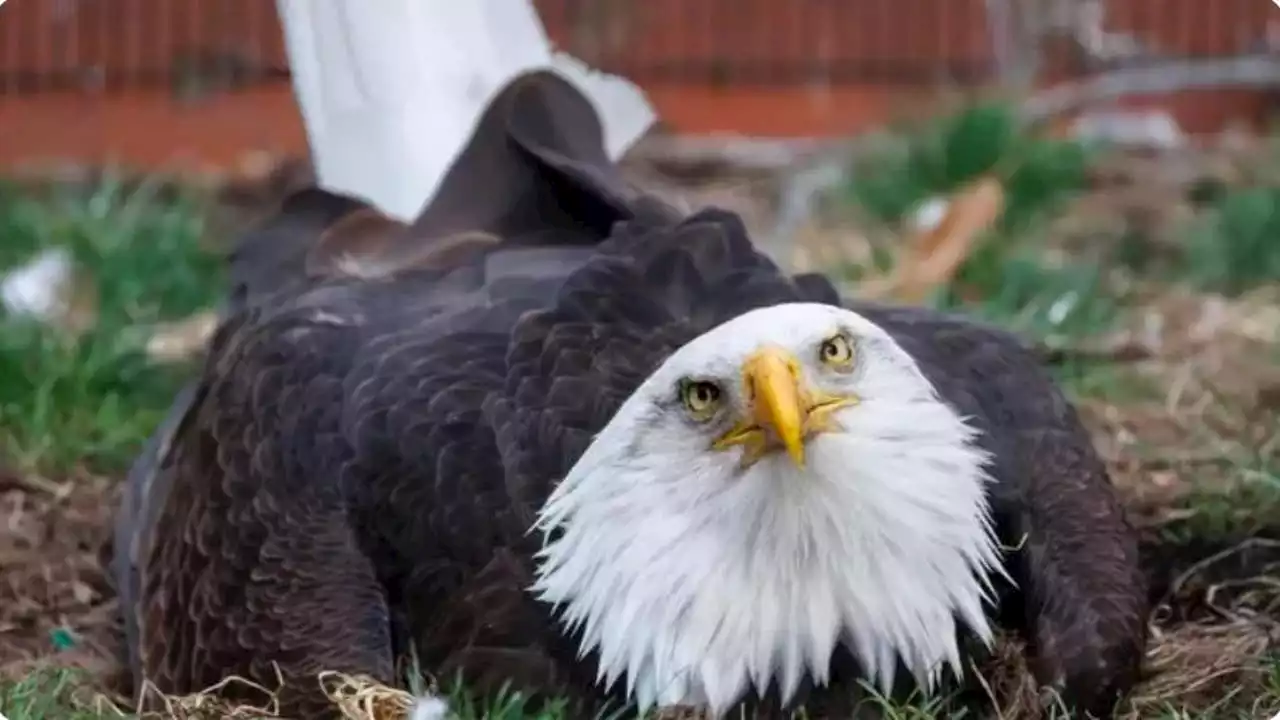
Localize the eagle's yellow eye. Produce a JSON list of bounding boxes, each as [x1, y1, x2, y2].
[[819, 333, 855, 368], [680, 379, 722, 419]]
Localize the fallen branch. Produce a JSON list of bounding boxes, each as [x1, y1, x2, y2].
[[1021, 54, 1280, 125]]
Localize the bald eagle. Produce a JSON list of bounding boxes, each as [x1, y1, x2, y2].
[[113, 71, 1147, 719]]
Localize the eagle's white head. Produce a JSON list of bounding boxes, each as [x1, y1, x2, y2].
[[530, 302, 1005, 716]]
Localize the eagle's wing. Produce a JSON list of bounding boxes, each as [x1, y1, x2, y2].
[[112, 187, 397, 692], [844, 299, 1148, 716]]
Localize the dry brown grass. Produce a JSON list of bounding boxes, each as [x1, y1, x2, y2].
[[126, 670, 419, 720]]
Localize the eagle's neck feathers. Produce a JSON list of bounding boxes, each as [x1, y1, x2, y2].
[[530, 369, 1005, 716]]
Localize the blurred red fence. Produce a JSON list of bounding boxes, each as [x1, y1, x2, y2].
[[0, 0, 1274, 171]]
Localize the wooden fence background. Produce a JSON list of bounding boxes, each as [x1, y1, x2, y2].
[[0, 0, 1275, 171]]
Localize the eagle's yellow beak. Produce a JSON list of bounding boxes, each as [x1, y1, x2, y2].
[[712, 346, 859, 468]]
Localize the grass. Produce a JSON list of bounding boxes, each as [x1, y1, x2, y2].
[[0, 176, 223, 473], [1181, 185, 1280, 296], [1, 108, 1279, 718], [0, 667, 114, 720]]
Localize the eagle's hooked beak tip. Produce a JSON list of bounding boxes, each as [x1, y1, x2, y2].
[[743, 346, 809, 467]]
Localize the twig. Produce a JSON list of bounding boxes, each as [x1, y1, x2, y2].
[[1136, 453, 1240, 472], [0, 471, 72, 499], [1035, 338, 1153, 366], [1158, 538, 1280, 615]]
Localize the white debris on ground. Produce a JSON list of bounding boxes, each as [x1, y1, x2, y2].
[[0, 247, 75, 321], [407, 694, 451, 720], [908, 196, 951, 235], [1070, 109, 1186, 150], [144, 310, 222, 363]]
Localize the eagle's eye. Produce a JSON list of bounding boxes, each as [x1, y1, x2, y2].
[[679, 379, 722, 420], [819, 333, 855, 369]]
